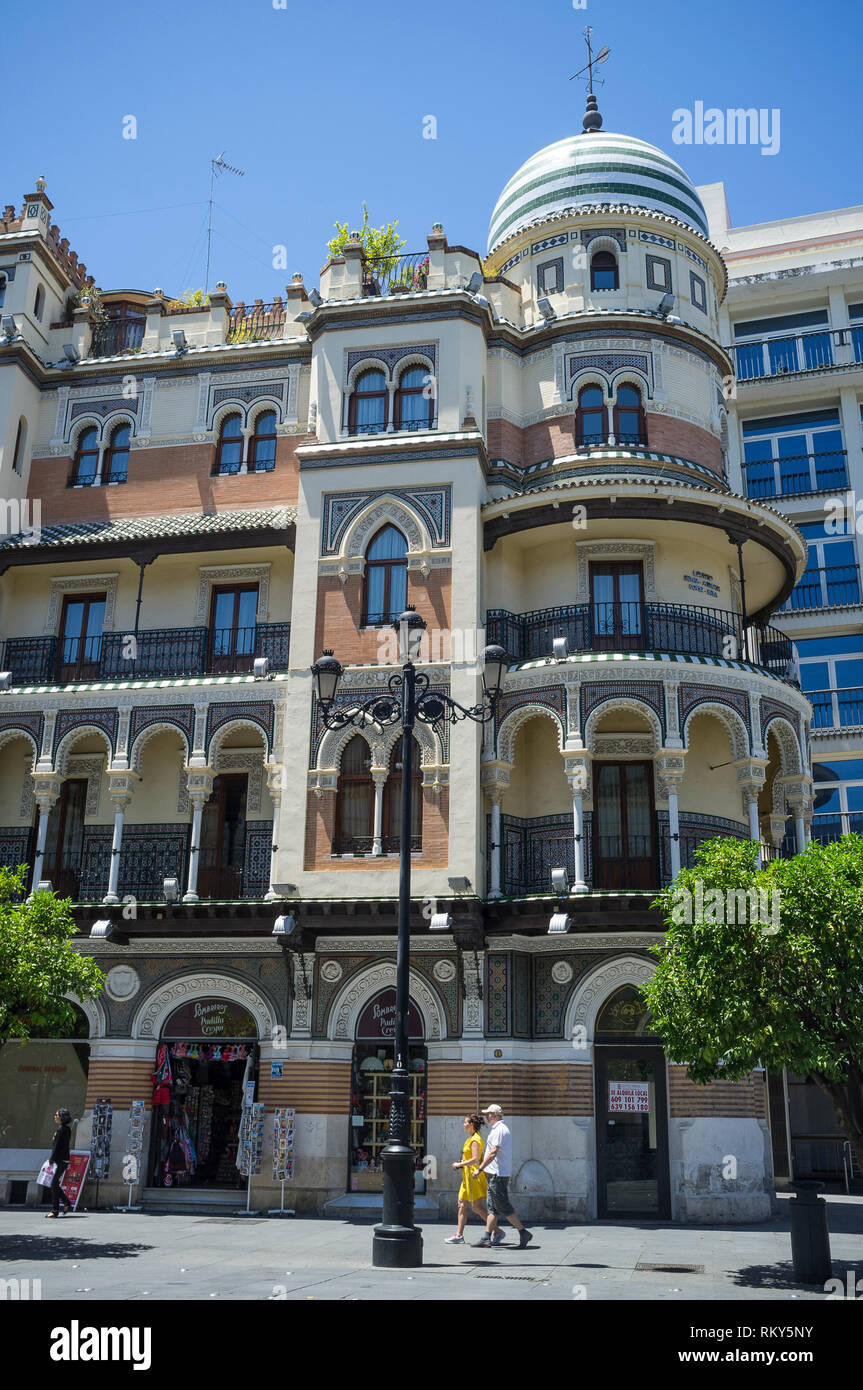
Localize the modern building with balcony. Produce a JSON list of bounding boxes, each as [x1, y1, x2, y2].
[[0, 110, 842, 1219]]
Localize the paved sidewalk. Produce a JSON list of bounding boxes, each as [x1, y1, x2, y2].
[[1, 1194, 861, 1301]]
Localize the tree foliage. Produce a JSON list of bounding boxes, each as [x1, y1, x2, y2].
[[326, 202, 405, 271], [642, 835, 863, 1173], [0, 867, 104, 1045]]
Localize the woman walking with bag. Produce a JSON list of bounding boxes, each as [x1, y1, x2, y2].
[[45, 1108, 72, 1217], [444, 1113, 488, 1244]]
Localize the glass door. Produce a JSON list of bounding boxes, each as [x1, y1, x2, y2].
[[594, 761, 657, 889], [595, 1046, 670, 1218], [42, 779, 87, 897], [209, 586, 258, 673], [57, 594, 106, 683], [590, 563, 644, 651]]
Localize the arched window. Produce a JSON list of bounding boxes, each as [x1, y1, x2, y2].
[[613, 385, 646, 446], [11, 417, 27, 474], [0, 275, 6, 309], [34, 283, 46, 320], [349, 369, 387, 435], [103, 422, 130, 483], [576, 386, 607, 446], [363, 525, 408, 626], [395, 365, 432, 431], [249, 410, 277, 472], [590, 250, 618, 291], [596, 985, 652, 1036], [215, 413, 243, 475], [383, 738, 422, 852], [72, 427, 99, 486], [335, 735, 374, 853]]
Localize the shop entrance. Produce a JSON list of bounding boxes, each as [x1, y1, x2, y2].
[[348, 989, 427, 1194], [149, 998, 258, 1190], [593, 986, 670, 1219]]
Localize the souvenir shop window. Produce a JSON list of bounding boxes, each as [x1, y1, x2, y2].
[[150, 1038, 257, 1190], [348, 1044, 427, 1194]]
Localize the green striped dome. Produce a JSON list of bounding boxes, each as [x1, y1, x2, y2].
[[488, 131, 709, 254]]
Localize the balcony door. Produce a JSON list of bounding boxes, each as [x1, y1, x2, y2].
[[57, 594, 106, 683], [593, 761, 656, 890], [590, 563, 644, 651], [209, 585, 258, 674], [42, 779, 87, 897], [198, 774, 247, 899]]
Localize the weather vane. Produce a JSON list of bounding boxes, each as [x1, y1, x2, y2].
[[570, 27, 610, 132]]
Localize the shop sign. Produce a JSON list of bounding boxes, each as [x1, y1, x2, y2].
[[61, 1152, 90, 1210], [270, 1061, 283, 1080], [608, 1080, 650, 1114], [355, 990, 424, 1041], [161, 999, 258, 1039]]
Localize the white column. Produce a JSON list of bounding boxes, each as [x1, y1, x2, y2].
[[571, 779, 588, 893], [372, 772, 386, 855], [489, 797, 502, 898], [104, 806, 126, 903], [746, 791, 762, 866], [794, 811, 806, 854], [31, 800, 52, 887], [667, 785, 681, 879], [184, 797, 205, 902], [266, 796, 281, 899]]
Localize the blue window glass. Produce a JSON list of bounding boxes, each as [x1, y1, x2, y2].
[[799, 661, 829, 692], [795, 634, 863, 658]]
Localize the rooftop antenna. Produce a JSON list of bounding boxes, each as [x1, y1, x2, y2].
[[570, 26, 610, 133], [205, 152, 245, 293]]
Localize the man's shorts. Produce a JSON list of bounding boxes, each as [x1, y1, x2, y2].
[[487, 1174, 515, 1217]]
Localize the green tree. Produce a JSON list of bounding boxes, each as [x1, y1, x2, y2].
[[326, 202, 405, 273], [642, 834, 863, 1176], [0, 867, 104, 1046]]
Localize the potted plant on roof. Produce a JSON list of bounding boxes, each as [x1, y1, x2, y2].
[[327, 202, 405, 299]]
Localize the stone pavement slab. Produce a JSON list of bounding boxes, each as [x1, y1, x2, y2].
[[0, 1194, 860, 1302]]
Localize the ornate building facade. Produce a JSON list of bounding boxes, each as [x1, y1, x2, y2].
[[4, 102, 856, 1220]]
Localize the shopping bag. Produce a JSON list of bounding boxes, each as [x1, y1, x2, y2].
[[36, 1161, 56, 1187]]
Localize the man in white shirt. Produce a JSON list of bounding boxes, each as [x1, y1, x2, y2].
[[472, 1103, 532, 1248]]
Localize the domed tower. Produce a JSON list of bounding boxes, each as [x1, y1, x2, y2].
[[478, 101, 813, 1219]]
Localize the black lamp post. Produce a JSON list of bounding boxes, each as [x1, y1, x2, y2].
[[312, 608, 506, 1267]]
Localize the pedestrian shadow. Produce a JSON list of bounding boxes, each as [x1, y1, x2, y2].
[[731, 1258, 859, 1291], [1, 1235, 153, 1262]]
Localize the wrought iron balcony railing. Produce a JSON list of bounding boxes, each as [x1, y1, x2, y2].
[[226, 298, 287, 343], [743, 450, 848, 499], [485, 602, 795, 677], [363, 252, 430, 297], [1, 622, 291, 685], [781, 566, 862, 612], [89, 317, 146, 358], [809, 811, 863, 843]]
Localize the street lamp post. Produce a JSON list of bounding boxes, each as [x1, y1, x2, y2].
[[312, 608, 506, 1268]]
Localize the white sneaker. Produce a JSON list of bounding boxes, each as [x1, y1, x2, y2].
[[444, 1233, 464, 1244]]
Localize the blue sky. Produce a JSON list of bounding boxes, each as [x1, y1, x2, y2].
[[5, 0, 861, 303]]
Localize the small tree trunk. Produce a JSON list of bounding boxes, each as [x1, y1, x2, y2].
[[812, 1067, 863, 1180]]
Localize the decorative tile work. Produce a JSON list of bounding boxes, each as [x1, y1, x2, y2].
[[0, 712, 43, 747], [514, 955, 531, 1037], [55, 708, 118, 756], [314, 952, 458, 1039], [569, 351, 650, 379], [578, 228, 627, 252], [322, 484, 451, 554], [689, 271, 707, 311], [118, 824, 189, 899], [206, 701, 274, 754], [312, 684, 450, 763], [212, 381, 285, 406], [80, 827, 113, 899], [679, 682, 748, 724], [646, 254, 672, 292], [486, 952, 510, 1035], [681, 243, 708, 271], [531, 232, 570, 254], [495, 684, 566, 740], [129, 703, 195, 749], [244, 822, 273, 898], [499, 251, 524, 275], [582, 681, 663, 723], [346, 344, 436, 377], [533, 951, 603, 1037], [760, 698, 800, 740], [639, 231, 676, 250], [70, 398, 139, 420], [536, 257, 564, 295]]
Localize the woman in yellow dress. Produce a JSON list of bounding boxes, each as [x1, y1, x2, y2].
[[444, 1114, 488, 1244]]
